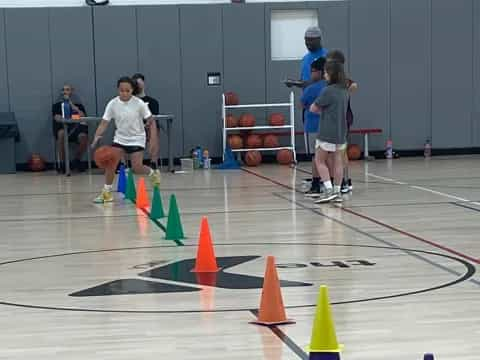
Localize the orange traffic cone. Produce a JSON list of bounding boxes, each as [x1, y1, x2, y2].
[[192, 217, 220, 273], [251, 256, 295, 326], [136, 178, 150, 209]]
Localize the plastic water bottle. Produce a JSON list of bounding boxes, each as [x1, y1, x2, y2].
[[385, 139, 393, 159], [424, 139, 432, 158], [196, 146, 203, 167], [192, 148, 201, 169], [202, 149, 210, 169], [62, 100, 72, 119]]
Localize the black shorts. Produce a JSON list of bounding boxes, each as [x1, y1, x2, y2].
[[55, 124, 88, 144], [112, 143, 145, 154]]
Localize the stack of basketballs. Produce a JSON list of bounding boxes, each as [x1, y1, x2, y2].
[[225, 92, 294, 167]]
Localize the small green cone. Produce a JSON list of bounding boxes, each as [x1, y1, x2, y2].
[[150, 185, 166, 219], [165, 194, 185, 240], [126, 170, 136, 202]]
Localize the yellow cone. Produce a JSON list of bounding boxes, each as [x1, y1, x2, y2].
[[307, 286, 343, 353]]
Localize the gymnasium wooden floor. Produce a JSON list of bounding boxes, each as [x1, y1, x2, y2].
[[0, 156, 478, 360]]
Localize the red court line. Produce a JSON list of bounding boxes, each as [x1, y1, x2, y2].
[[241, 167, 480, 265]]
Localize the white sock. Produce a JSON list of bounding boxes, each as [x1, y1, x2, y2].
[[334, 185, 341, 193], [324, 180, 332, 190], [104, 184, 113, 191]]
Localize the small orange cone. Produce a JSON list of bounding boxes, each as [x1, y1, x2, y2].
[[251, 256, 295, 326], [192, 217, 220, 273], [136, 178, 150, 209]]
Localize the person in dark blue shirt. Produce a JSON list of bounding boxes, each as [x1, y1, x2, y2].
[[300, 57, 327, 197]]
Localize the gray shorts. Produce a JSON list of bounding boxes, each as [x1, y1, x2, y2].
[[305, 133, 316, 155]]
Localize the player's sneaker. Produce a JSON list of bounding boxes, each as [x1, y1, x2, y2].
[[93, 190, 113, 204], [348, 178, 353, 191], [150, 169, 161, 187], [314, 189, 338, 204], [304, 187, 322, 198], [341, 179, 350, 194]]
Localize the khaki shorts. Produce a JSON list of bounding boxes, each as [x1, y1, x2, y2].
[[315, 140, 347, 152]]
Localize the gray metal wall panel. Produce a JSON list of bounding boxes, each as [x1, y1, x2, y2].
[[180, 5, 223, 156], [310, 1, 349, 60], [93, 6, 138, 114], [5, 8, 53, 162], [136, 5, 183, 158], [390, 0, 430, 149], [49, 7, 96, 120], [473, 0, 480, 146], [265, 2, 315, 153], [222, 3, 266, 105], [0, 10, 9, 112], [349, 0, 389, 150], [222, 3, 268, 146], [431, 0, 473, 148]]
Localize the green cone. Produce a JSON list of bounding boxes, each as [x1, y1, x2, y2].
[[150, 185, 166, 219], [125, 170, 136, 202], [165, 194, 185, 240]]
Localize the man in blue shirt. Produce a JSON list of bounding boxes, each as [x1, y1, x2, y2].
[[301, 27, 328, 83], [285, 26, 328, 90], [300, 57, 327, 196]]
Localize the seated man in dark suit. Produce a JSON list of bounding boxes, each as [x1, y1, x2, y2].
[[52, 84, 88, 172]]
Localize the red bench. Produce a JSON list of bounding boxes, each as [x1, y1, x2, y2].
[[349, 128, 383, 160]]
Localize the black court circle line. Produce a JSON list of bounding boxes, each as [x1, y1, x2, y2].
[[0, 242, 474, 314]]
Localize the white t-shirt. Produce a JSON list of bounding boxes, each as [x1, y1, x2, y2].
[[102, 96, 152, 147]]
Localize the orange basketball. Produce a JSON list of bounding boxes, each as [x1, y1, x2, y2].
[[239, 113, 256, 127], [268, 113, 285, 126], [226, 114, 238, 128], [263, 134, 279, 148], [28, 154, 46, 172], [225, 92, 239, 106], [244, 150, 262, 167], [94, 146, 120, 169], [276, 149, 294, 165], [246, 134, 263, 148], [228, 135, 243, 150], [347, 144, 362, 160]]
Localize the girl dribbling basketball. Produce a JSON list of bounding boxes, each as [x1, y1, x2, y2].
[[92, 76, 160, 203]]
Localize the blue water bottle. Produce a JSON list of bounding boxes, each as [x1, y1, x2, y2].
[[62, 99, 72, 119], [196, 146, 203, 167]]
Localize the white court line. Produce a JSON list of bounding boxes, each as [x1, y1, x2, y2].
[[367, 173, 407, 186], [367, 173, 480, 206]]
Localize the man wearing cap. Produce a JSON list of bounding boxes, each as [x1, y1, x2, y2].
[[285, 26, 328, 89]]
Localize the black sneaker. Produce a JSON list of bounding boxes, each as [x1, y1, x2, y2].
[[305, 186, 322, 198], [348, 179, 353, 192], [71, 159, 86, 173], [341, 179, 350, 194], [77, 160, 87, 173], [56, 162, 65, 174]]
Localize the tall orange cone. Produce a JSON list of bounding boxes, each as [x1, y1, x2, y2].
[[136, 178, 150, 209], [250, 256, 295, 326], [192, 217, 220, 273]]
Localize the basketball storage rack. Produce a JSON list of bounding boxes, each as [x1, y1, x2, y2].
[[221, 92, 297, 163]]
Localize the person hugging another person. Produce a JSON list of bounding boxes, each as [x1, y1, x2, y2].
[[309, 61, 349, 203], [300, 57, 327, 197]]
